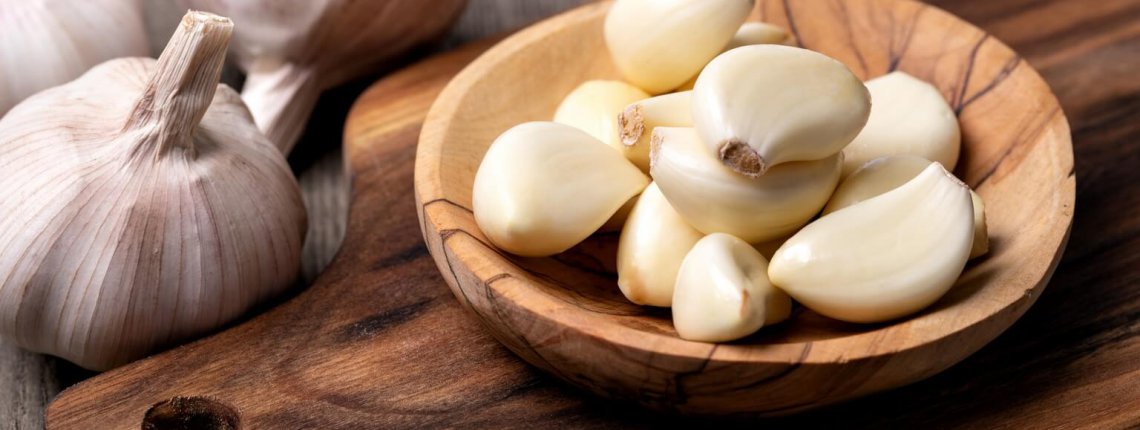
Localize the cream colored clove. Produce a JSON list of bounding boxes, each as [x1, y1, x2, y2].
[[554, 80, 650, 168], [825, 155, 989, 258], [0, 12, 307, 371], [675, 21, 792, 91], [472, 122, 649, 257], [841, 71, 961, 176], [769, 163, 974, 323], [650, 127, 842, 243], [617, 91, 693, 172], [691, 45, 870, 177], [672, 233, 792, 342], [604, 0, 754, 94], [617, 183, 704, 307]]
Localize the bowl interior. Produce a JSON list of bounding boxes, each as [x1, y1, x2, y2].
[[419, 0, 1073, 362]]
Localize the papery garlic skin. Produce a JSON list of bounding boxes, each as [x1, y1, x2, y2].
[[618, 91, 693, 172], [824, 155, 989, 258], [650, 127, 842, 243], [604, 0, 753, 94], [473, 122, 649, 257], [554, 80, 649, 159], [0, 0, 148, 114], [692, 45, 870, 177], [0, 12, 306, 371], [617, 183, 704, 307], [180, 0, 466, 153], [842, 71, 961, 176], [673, 233, 791, 342], [769, 163, 974, 324]]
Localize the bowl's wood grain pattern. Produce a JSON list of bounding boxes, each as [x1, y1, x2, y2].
[[415, 0, 1074, 415]]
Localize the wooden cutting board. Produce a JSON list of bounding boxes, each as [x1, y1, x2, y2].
[[46, 1, 1140, 426]]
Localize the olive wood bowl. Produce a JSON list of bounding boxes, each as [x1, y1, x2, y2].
[[414, 0, 1074, 416]]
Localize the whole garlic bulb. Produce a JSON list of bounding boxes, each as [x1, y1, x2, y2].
[[0, 0, 148, 115], [0, 12, 307, 371], [180, 0, 467, 154]]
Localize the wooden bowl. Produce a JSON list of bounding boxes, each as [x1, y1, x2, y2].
[[414, 0, 1074, 416]]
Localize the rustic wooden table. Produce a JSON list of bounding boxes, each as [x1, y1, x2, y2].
[[4, 0, 1139, 428]]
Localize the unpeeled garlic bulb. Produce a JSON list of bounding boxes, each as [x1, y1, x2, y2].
[[180, 0, 466, 153], [650, 127, 842, 243], [473, 122, 649, 257], [841, 71, 961, 175], [618, 91, 692, 172], [0, 0, 148, 115], [673, 233, 791, 342], [617, 183, 703, 307], [604, 0, 753, 94], [0, 12, 307, 370], [554, 80, 649, 167], [769, 163, 974, 323], [692, 45, 870, 177], [825, 155, 989, 258]]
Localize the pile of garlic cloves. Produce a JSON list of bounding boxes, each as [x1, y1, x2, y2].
[[472, 0, 989, 343], [0, 11, 306, 370]]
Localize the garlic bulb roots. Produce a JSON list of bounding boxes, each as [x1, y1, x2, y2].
[[0, 11, 307, 370]]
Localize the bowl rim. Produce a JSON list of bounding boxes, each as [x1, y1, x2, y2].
[[414, 0, 1075, 367]]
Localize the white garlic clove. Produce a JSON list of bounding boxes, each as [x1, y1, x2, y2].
[[842, 71, 961, 176], [604, 0, 754, 94], [672, 233, 792, 342], [473, 122, 649, 257], [692, 45, 870, 177], [0, 12, 306, 371], [0, 0, 149, 114], [768, 163, 974, 324], [725, 22, 791, 50], [554, 80, 650, 166], [824, 155, 989, 258], [617, 91, 693, 172], [650, 127, 842, 243], [617, 183, 704, 307], [675, 21, 792, 91]]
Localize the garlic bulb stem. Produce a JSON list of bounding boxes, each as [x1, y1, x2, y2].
[[127, 12, 233, 154], [240, 65, 321, 154]]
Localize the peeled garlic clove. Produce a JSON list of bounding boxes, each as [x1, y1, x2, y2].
[[842, 71, 961, 176], [604, 0, 753, 94], [824, 155, 989, 258], [650, 127, 842, 243], [675, 22, 792, 91], [769, 163, 974, 324], [692, 45, 870, 177], [617, 91, 692, 172], [599, 194, 639, 232], [554, 80, 650, 164], [473, 122, 649, 257], [673, 233, 792, 342], [0, 0, 148, 114], [0, 12, 306, 370], [616, 183, 703, 307], [725, 22, 791, 50]]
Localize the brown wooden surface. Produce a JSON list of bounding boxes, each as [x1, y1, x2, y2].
[[24, 0, 1140, 428], [416, 0, 1074, 416]]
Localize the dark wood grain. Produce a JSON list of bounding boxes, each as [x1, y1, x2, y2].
[[41, 0, 1140, 428]]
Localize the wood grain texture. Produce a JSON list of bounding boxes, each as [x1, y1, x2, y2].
[[416, 0, 1073, 416], [30, 0, 1140, 428]]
